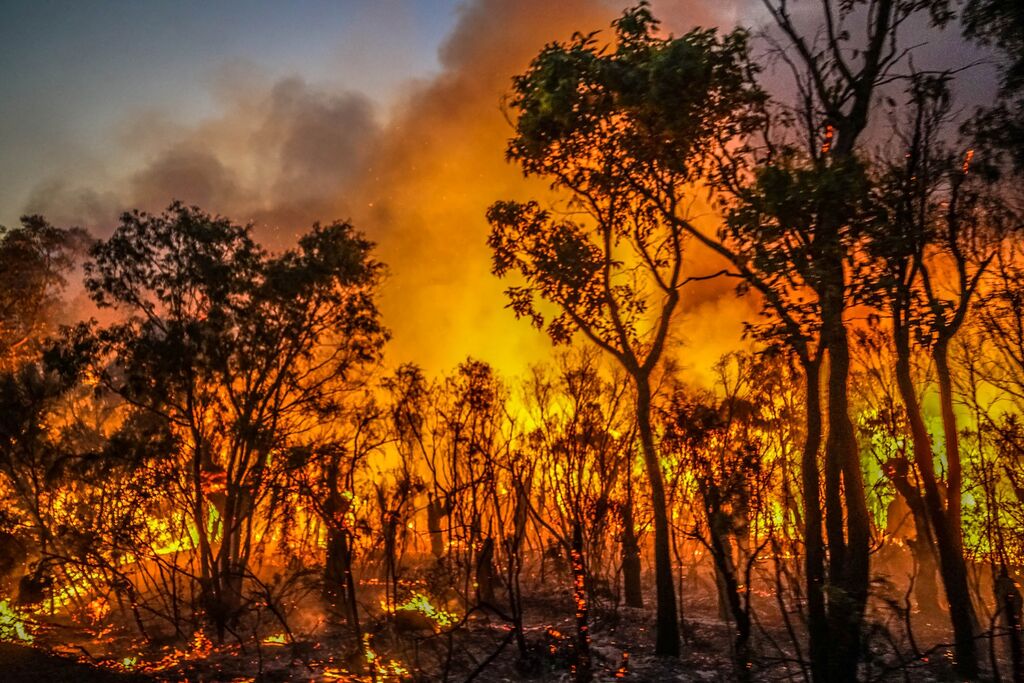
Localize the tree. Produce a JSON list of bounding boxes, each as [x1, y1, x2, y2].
[[0, 216, 90, 368], [522, 349, 635, 681], [659, 354, 780, 681], [975, 237, 1024, 681], [863, 72, 1007, 677], [0, 361, 74, 573], [286, 392, 387, 633], [963, 0, 1024, 172], [660, 2, 960, 678], [0, 216, 91, 603], [487, 5, 759, 656], [850, 326, 942, 619], [63, 202, 387, 638]]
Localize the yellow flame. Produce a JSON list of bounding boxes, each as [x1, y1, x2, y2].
[[362, 633, 410, 680], [382, 591, 459, 631], [0, 599, 35, 643]]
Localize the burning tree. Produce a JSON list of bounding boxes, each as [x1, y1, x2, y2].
[[521, 349, 636, 681], [0, 216, 92, 605], [487, 6, 759, 657], [0, 216, 91, 369], [658, 354, 785, 681], [57, 202, 387, 639], [859, 70, 1015, 675]]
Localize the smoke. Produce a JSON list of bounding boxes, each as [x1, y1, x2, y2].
[[26, 0, 755, 381], [27, 73, 379, 243]]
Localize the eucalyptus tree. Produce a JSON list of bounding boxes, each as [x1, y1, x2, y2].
[[0, 216, 90, 368], [637, 1, 959, 676], [659, 355, 779, 682], [862, 72, 1012, 677], [522, 350, 634, 681], [487, 6, 760, 656], [62, 202, 387, 639], [964, 0, 1024, 172], [0, 216, 91, 600]]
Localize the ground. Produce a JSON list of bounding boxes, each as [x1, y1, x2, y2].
[[0, 642, 148, 682]]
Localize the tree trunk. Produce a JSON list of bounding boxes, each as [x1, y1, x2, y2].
[[635, 373, 681, 657], [995, 569, 1023, 683], [622, 487, 644, 609], [427, 494, 445, 560], [894, 335, 979, 678], [324, 526, 359, 625], [933, 341, 963, 549], [208, 489, 247, 642], [475, 537, 498, 605], [822, 292, 870, 683], [909, 538, 941, 618], [886, 463, 943, 619], [707, 507, 751, 682], [800, 358, 828, 683], [571, 524, 593, 683]]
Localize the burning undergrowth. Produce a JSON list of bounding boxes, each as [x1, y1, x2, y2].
[[3, 1, 1024, 681]]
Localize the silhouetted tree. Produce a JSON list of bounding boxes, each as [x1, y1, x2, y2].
[[660, 354, 783, 682], [672, 2, 960, 677], [963, 0, 1024, 172], [0, 216, 90, 368], [488, 5, 759, 656], [522, 349, 634, 681], [0, 216, 91, 601], [862, 71, 1010, 676], [60, 202, 386, 639]]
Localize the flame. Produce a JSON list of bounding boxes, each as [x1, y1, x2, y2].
[[962, 148, 975, 174], [262, 632, 289, 646], [190, 630, 213, 656], [86, 596, 111, 623], [362, 633, 410, 680], [822, 124, 834, 154], [382, 591, 459, 631], [0, 599, 35, 643]]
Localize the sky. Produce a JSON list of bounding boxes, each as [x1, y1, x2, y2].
[[0, 1, 457, 228], [0, 0, 997, 380]]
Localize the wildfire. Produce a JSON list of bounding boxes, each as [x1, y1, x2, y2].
[[614, 651, 630, 678], [140, 630, 219, 674], [382, 591, 459, 631], [262, 632, 289, 646], [0, 599, 35, 643], [362, 633, 410, 681]]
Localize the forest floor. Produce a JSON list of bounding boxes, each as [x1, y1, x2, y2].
[[0, 642, 149, 682], [5, 580, 992, 682]]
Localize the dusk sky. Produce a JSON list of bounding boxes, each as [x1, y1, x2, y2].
[[0, 1, 458, 228], [0, 0, 995, 376]]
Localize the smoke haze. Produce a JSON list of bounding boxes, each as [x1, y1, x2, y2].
[[26, 0, 755, 381]]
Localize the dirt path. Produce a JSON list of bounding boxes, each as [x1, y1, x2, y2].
[[0, 643, 149, 682]]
